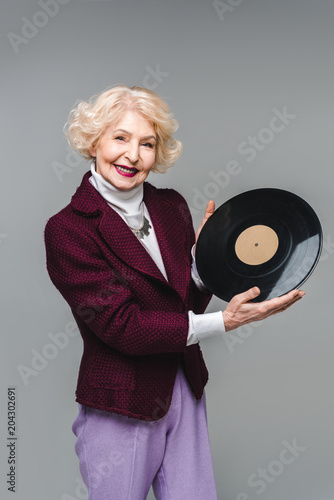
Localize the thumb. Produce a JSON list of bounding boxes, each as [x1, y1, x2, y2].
[[240, 286, 261, 303], [195, 200, 215, 244], [203, 200, 215, 221]]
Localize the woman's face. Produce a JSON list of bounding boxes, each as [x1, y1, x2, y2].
[[90, 110, 157, 191]]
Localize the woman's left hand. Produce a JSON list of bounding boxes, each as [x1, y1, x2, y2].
[[222, 287, 305, 332], [195, 200, 215, 247]]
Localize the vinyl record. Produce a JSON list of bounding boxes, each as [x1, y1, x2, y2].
[[195, 188, 322, 302]]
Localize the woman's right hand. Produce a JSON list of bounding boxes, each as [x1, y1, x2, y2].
[[222, 286, 305, 332]]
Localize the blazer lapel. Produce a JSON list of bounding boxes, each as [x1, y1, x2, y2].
[[98, 206, 168, 284], [144, 183, 190, 301], [70, 171, 189, 300]]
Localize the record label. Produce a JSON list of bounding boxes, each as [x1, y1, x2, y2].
[[235, 225, 279, 266]]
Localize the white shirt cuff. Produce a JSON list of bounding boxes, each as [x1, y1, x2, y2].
[[187, 310, 226, 346], [191, 244, 209, 293]]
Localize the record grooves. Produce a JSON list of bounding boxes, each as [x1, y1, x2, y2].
[[195, 188, 322, 302]]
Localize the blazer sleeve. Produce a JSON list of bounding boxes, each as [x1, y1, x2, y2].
[[44, 213, 190, 357]]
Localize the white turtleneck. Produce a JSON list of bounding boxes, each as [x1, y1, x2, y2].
[[89, 163, 225, 345]]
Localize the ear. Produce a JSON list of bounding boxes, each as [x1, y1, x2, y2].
[[89, 147, 96, 157]]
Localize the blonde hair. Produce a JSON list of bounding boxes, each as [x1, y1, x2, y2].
[[64, 85, 182, 173]]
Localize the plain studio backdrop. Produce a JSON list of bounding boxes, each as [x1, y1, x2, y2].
[[1, 1, 333, 499]]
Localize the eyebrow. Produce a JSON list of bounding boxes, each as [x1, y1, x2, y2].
[[113, 129, 157, 141]]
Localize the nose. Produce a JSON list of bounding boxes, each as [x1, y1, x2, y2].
[[125, 141, 139, 164]]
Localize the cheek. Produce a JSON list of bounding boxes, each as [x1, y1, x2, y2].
[[144, 151, 156, 170], [100, 143, 122, 161]]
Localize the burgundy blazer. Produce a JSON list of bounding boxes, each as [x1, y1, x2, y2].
[[44, 171, 212, 421]]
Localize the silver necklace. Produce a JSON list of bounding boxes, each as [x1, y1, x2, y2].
[[129, 205, 151, 240]]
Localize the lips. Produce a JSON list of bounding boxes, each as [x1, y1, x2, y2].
[[113, 164, 139, 178]]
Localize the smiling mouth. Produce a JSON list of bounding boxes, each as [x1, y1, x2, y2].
[[113, 164, 139, 177]]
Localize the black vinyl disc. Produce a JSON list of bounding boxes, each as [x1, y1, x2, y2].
[[195, 188, 322, 302]]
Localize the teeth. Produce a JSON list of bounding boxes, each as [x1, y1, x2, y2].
[[115, 165, 136, 173]]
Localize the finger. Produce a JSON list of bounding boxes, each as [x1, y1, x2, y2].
[[264, 289, 303, 310], [195, 200, 216, 243], [268, 294, 304, 315], [271, 296, 304, 315], [283, 289, 305, 300], [285, 294, 305, 309], [203, 200, 215, 221]]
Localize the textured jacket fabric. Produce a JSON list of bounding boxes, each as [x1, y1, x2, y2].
[[44, 171, 212, 421]]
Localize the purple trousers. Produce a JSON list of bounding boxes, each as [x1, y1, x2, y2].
[[72, 364, 217, 500]]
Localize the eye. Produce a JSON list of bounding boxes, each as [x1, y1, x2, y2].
[[115, 136, 125, 141], [142, 142, 155, 149]]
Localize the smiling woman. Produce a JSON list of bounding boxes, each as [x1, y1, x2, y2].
[[44, 84, 304, 500]]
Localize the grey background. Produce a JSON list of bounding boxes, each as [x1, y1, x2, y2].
[[1, 0, 334, 499]]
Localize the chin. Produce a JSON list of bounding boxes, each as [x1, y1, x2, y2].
[[115, 179, 137, 190]]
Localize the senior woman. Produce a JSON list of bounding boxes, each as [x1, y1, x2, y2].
[[44, 85, 304, 500]]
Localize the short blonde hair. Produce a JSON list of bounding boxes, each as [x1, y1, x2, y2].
[[64, 85, 182, 173]]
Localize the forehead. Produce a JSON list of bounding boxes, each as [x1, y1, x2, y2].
[[109, 109, 155, 136]]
